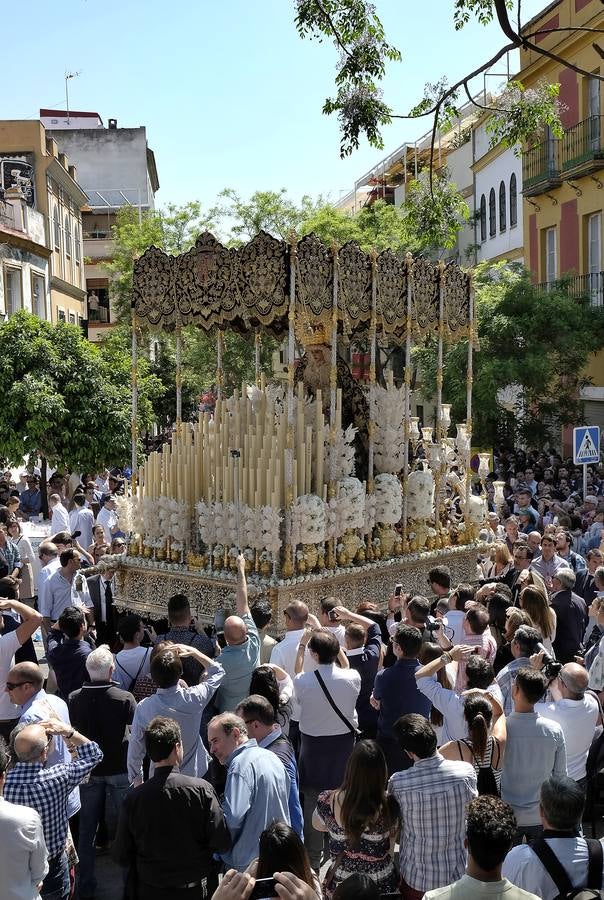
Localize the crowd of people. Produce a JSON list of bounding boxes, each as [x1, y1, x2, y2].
[[1, 451, 604, 900]]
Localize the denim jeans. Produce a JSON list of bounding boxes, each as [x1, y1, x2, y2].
[[42, 851, 70, 900], [78, 773, 130, 896]]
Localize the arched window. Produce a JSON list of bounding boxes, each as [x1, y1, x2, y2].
[[74, 224, 81, 263], [480, 194, 486, 243], [53, 206, 60, 249], [64, 215, 71, 258], [489, 188, 496, 238], [510, 173, 518, 228], [499, 181, 506, 232]]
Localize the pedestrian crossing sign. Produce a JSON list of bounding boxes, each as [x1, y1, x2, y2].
[[573, 426, 601, 465]]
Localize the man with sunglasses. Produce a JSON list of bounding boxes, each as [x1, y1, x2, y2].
[[0, 599, 42, 743]]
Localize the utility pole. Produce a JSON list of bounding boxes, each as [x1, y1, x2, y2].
[[64, 71, 81, 124]]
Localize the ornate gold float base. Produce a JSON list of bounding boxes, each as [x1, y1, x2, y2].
[[115, 545, 479, 628]]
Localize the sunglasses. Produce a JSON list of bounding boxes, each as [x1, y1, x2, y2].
[[5, 680, 30, 690]]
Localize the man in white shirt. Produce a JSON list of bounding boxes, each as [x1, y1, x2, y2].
[[0, 600, 43, 742], [39, 549, 93, 631], [534, 661, 600, 787], [0, 737, 48, 900], [96, 495, 119, 544], [503, 775, 604, 899], [68, 495, 94, 550], [49, 494, 69, 533], [270, 599, 310, 753]]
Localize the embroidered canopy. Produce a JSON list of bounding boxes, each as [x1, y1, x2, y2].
[[132, 231, 472, 340]]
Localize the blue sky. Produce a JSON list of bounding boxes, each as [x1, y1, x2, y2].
[[7, 0, 545, 211]]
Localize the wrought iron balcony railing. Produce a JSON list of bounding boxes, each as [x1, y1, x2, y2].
[[561, 116, 604, 172], [536, 272, 604, 307], [522, 140, 560, 193]]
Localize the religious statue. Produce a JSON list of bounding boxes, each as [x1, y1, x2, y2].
[[293, 313, 369, 480]]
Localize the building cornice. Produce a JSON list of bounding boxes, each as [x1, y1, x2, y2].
[[0, 228, 51, 259], [50, 275, 86, 301], [45, 159, 89, 207]]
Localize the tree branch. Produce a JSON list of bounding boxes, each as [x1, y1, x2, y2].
[[522, 36, 604, 82], [313, 0, 354, 59], [494, 0, 520, 43], [523, 25, 604, 40], [463, 82, 499, 112]]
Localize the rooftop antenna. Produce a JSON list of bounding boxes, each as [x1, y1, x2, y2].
[[65, 71, 82, 124]]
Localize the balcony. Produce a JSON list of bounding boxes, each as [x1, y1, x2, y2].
[[522, 139, 561, 195], [536, 272, 604, 307], [561, 116, 604, 174], [83, 236, 114, 260]]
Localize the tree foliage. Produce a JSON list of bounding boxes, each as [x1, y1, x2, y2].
[[0, 312, 160, 471], [217, 188, 317, 244], [293, 0, 591, 161], [413, 264, 604, 446]]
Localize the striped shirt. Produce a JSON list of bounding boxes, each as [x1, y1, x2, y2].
[[388, 753, 477, 893]]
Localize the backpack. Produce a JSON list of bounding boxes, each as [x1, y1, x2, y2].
[[115, 648, 156, 702], [531, 836, 604, 900]]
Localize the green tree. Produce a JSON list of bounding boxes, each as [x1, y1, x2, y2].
[[217, 188, 318, 244], [294, 1, 582, 161], [413, 264, 604, 446], [301, 198, 416, 251], [0, 312, 161, 475]]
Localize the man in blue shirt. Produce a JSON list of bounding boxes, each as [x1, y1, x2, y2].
[[236, 694, 303, 838], [339, 605, 382, 738], [372, 624, 431, 775], [47, 606, 92, 700], [215, 555, 260, 713], [208, 712, 290, 871], [19, 476, 42, 519]]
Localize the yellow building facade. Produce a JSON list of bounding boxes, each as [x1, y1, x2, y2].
[[0, 121, 88, 324], [519, 0, 604, 430]]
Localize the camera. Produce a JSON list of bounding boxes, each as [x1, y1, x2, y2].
[[425, 619, 442, 633], [536, 642, 562, 680], [328, 609, 339, 622]]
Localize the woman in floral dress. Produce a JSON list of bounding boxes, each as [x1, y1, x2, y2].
[[312, 740, 398, 899]]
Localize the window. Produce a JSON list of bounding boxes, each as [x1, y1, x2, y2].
[[68, 312, 76, 325], [510, 174, 518, 228], [479, 194, 486, 242], [4, 268, 22, 316], [489, 188, 496, 237], [499, 181, 506, 232], [64, 215, 71, 258], [31, 273, 46, 319], [53, 206, 61, 249], [545, 227, 557, 283], [588, 213, 602, 305], [57, 307, 66, 323], [74, 224, 81, 263]]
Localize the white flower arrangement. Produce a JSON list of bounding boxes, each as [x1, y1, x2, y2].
[[292, 494, 327, 545], [228, 546, 239, 559], [259, 505, 282, 554], [372, 383, 405, 474], [374, 474, 403, 525], [407, 469, 435, 521], [115, 495, 135, 534], [335, 477, 365, 536], [260, 549, 271, 562], [198, 501, 282, 554], [141, 497, 162, 547], [212, 544, 225, 558], [326, 425, 357, 480]]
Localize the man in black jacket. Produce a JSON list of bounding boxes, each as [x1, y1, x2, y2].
[[551, 568, 588, 664], [113, 715, 230, 900], [339, 606, 382, 738], [68, 645, 136, 900]]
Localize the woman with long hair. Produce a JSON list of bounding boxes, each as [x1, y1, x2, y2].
[[251, 821, 320, 895], [493, 608, 534, 673], [486, 591, 513, 650], [439, 694, 506, 795], [312, 740, 398, 899], [88, 523, 109, 564], [519, 585, 556, 653]]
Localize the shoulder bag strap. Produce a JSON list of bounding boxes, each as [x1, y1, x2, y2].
[[586, 838, 604, 888], [314, 670, 359, 735], [530, 839, 573, 895]]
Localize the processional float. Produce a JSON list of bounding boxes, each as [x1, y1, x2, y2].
[[117, 231, 489, 619]]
